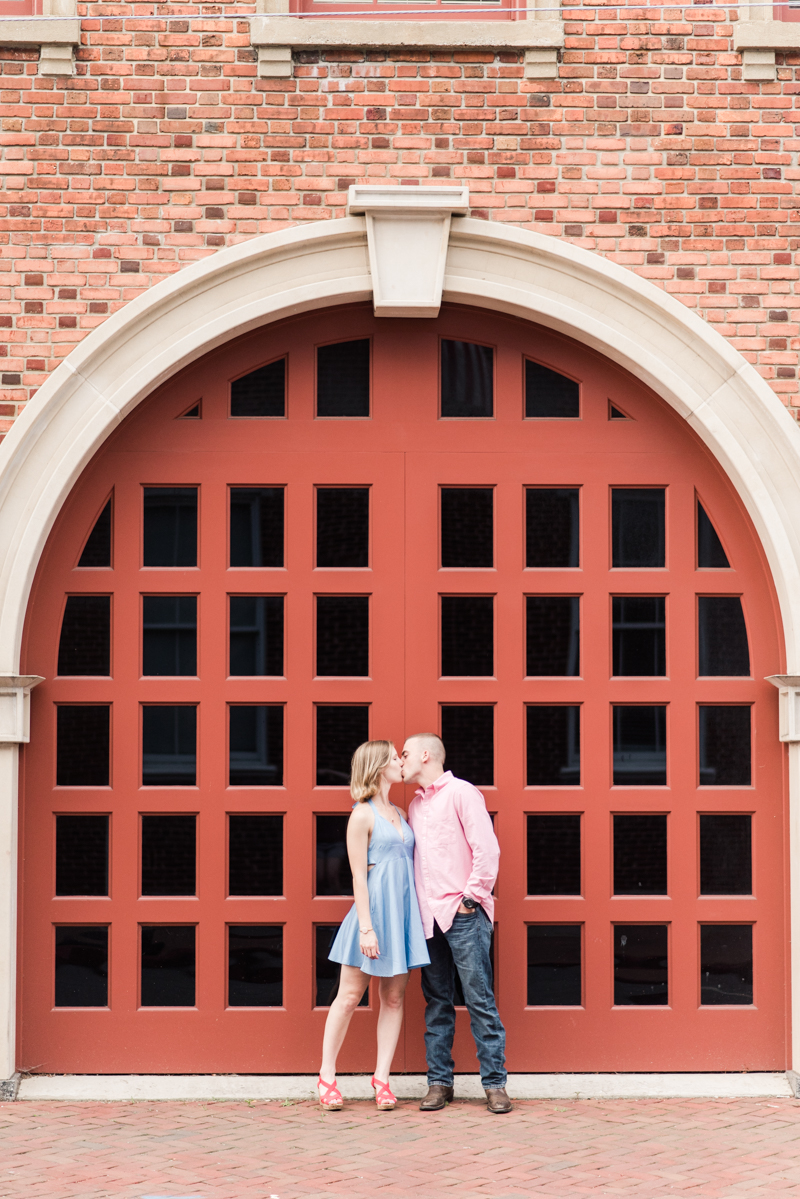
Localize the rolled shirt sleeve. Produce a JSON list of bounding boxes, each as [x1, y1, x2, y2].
[[456, 787, 500, 910]]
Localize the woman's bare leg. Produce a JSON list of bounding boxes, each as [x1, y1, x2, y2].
[[320, 966, 370, 1082], [374, 972, 410, 1083]]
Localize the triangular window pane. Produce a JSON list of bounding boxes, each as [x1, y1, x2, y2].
[[609, 403, 630, 420], [697, 501, 730, 568], [178, 401, 201, 419], [231, 358, 286, 417], [78, 498, 112, 568]]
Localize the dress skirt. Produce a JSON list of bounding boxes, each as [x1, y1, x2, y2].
[[329, 852, 430, 978]]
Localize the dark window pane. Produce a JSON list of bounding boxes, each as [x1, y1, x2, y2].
[[316, 596, 369, 676], [701, 924, 753, 1005], [613, 814, 667, 894], [527, 925, 581, 1005], [229, 813, 283, 895], [230, 596, 284, 676], [56, 705, 109, 786], [527, 706, 580, 786], [613, 706, 666, 786], [527, 814, 581, 895], [700, 814, 752, 895], [141, 925, 195, 1006], [612, 596, 665, 676], [698, 502, 730, 568], [142, 706, 196, 786], [316, 706, 369, 786], [141, 814, 196, 896], [316, 924, 368, 1006], [526, 596, 579, 676], [526, 489, 579, 569], [612, 489, 665, 569], [317, 489, 369, 568], [441, 706, 494, 786], [78, 499, 112, 568], [143, 488, 197, 568], [441, 596, 494, 676], [229, 705, 284, 786], [56, 814, 108, 896], [230, 488, 284, 568], [179, 402, 200, 419], [614, 924, 668, 1005], [316, 814, 353, 896], [228, 925, 283, 1006], [699, 706, 751, 786], [609, 403, 628, 421], [58, 596, 111, 676], [142, 596, 197, 676], [525, 360, 579, 419], [55, 926, 108, 1007], [441, 488, 493, 569], [698, 597, 750, 676], [441, 340, 493, 418], [231, 358, 285, 417], [317, 339, 370, 417]]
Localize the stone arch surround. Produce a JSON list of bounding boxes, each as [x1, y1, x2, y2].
[[2, 215, 800, 1078]]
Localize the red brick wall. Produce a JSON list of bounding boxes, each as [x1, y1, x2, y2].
[[1, 4, 798, 435]]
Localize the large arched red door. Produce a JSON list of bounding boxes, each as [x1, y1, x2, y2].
[[19, 304, 786, 1074]]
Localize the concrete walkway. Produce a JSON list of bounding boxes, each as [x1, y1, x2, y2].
[[2, 1095, 800, 1198]]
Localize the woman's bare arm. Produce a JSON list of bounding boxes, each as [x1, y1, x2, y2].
[[347, 804, 379, 959]]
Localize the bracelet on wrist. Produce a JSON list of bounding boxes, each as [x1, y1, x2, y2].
[[360, 926, 373, 934]]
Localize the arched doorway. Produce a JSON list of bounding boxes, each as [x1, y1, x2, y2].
[[18, 302, 786, 1073]]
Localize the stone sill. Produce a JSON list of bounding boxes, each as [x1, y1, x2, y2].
[[732, 21, 800, 79], [733, 19, 800, 49], [250, 14, 564, 75], [0, 16, 81, 74]]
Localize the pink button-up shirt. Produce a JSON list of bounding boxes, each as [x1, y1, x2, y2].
[[407, 770, 500, 937]]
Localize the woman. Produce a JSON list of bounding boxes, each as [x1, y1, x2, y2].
[[317, 740, 429, 1111]]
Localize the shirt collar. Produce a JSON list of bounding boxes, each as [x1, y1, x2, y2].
[[415, 770, 453, 802]]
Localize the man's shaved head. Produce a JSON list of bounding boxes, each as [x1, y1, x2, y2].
[[405, 733, 446, 765]]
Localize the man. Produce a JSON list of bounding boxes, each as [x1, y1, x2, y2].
[[402, 733, 511, 1115]]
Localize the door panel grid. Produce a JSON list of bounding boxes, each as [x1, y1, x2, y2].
[[20, 304, 786, 1073]]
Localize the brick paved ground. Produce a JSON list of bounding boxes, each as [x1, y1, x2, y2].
[[2, 1097, 800, 1198]]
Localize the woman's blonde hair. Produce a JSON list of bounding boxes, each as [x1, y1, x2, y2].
[[350, 740, 393, 802]]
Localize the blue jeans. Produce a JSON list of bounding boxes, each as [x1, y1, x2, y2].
[[420, 909, 507, 1091]]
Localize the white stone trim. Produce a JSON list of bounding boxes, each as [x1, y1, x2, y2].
[[2, 212, 800, 1077], [256, 43, 293, 77], [0, 676, 43, 746], [742, 47, 777, 80], [767, 676, 800, 741], [15, 1072, 794, 1101], [249, 14, 564, 75], [525, 47, 559, 79], [0, 15, 80, 76], [347, 184, 469, 316]]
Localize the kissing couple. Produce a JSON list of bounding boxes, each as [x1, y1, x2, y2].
[[317, 734, 512, 1115]]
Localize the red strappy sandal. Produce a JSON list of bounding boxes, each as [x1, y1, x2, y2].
[[317, 1075, 343, 1110], [371, 1076, 397, 1111]]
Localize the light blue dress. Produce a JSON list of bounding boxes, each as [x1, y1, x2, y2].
[[329, 800, 430, 977]]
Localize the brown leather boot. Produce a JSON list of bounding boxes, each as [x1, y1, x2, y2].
[[485, 1087, 513, 1114], [419, 1084, 454, 1111]]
